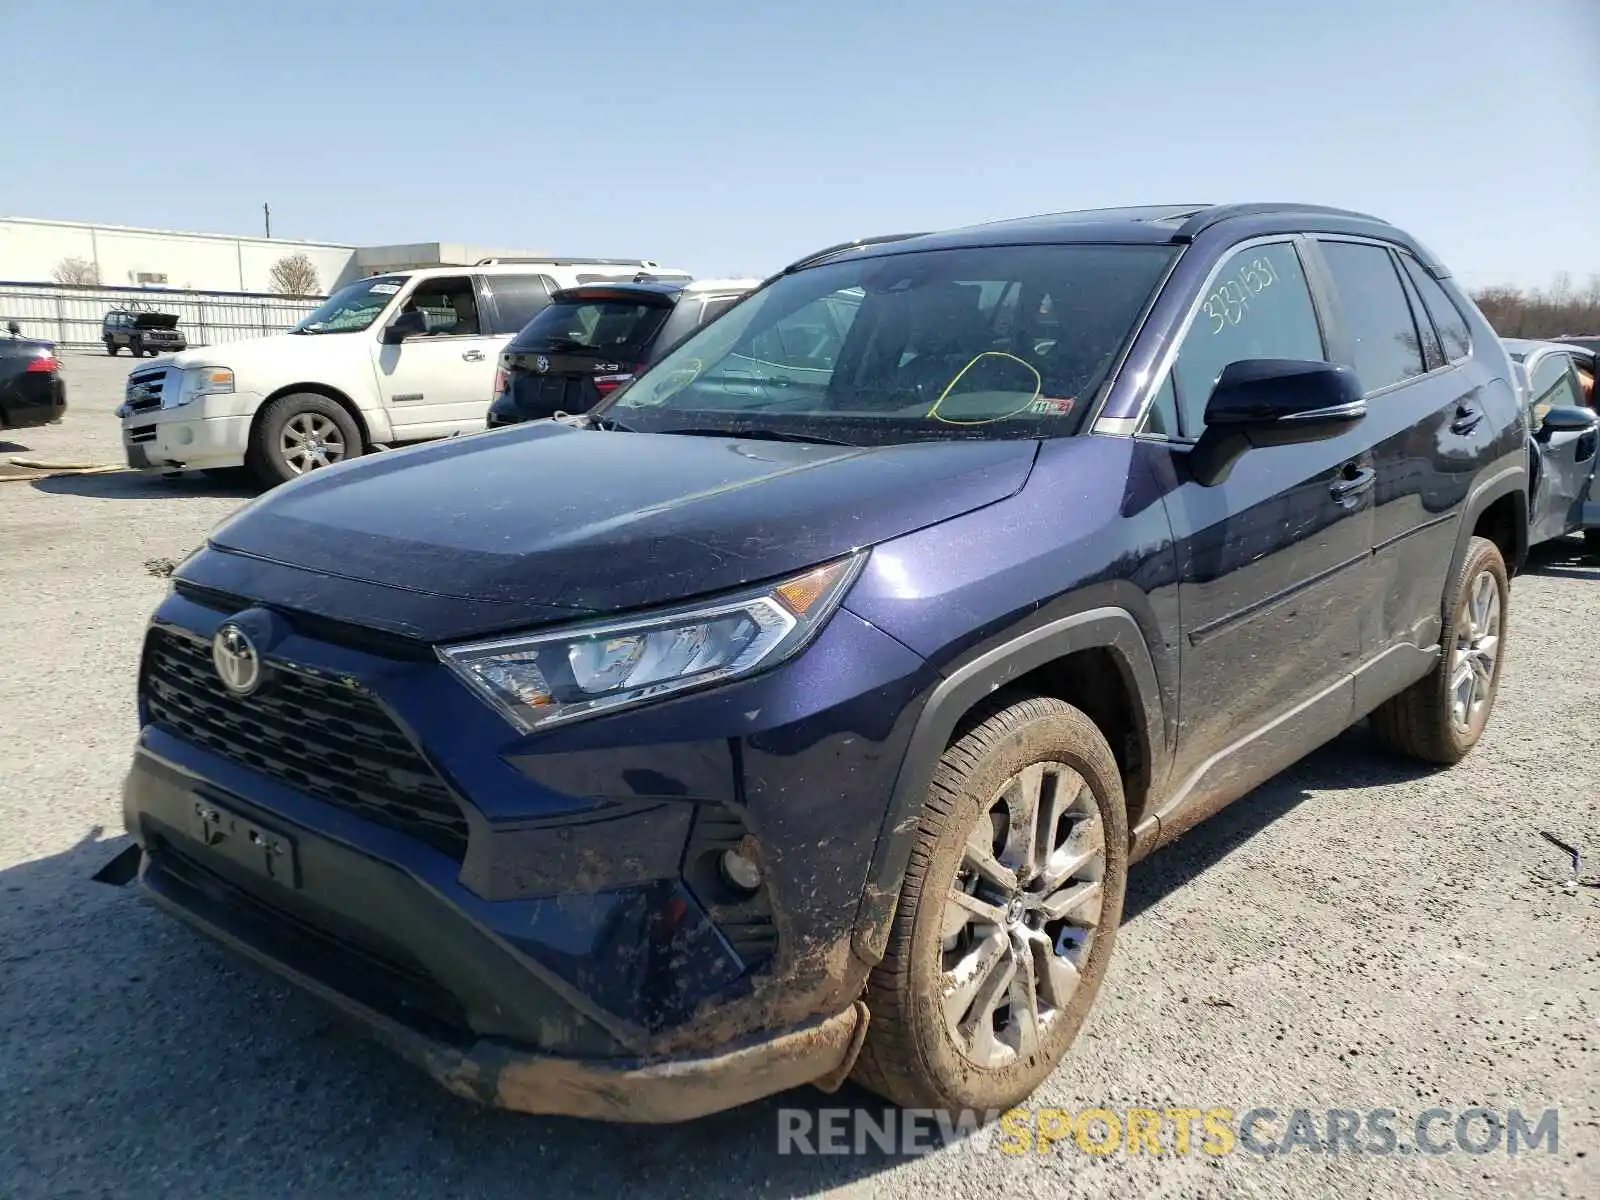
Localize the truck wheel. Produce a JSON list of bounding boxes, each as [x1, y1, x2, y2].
[[1371, 535, 1509, 764], [852, 694, 1128, 1112], [247, 393, 362, 487], [105, 341, 118, 356]]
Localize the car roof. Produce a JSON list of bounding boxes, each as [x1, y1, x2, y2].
[[788, 202, 1449, 276], [1503, 337, 1594, 360]]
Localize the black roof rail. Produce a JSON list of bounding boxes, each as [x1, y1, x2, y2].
[[1172, 203, 1386, 242], [781, 232, 930, 274]]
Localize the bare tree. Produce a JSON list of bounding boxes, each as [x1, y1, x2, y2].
[[1471, 273, 1600, 339], [52, 257, 100, 286], [268, 253, 322, 296]]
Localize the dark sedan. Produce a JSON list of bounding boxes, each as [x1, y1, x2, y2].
[[0, 322, 67, 430]]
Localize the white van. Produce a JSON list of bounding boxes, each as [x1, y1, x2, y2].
[[116, 258, 691, 485]]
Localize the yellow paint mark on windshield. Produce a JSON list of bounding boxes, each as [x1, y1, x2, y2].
[[925, 352, 1043, 425]]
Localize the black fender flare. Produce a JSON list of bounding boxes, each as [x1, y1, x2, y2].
[[1449, 460, 1527, 587], [849, 605, 1164, 965]]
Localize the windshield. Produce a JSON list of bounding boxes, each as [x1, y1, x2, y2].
[[600, 243, 1176, 443], [510, 297, 671, 359], [291, 276, 406, 334]]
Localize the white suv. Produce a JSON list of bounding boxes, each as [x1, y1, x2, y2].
[[116, 258, 691, 486]]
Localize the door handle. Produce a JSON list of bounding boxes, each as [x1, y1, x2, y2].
[[462, 350, 485, 362], [1330, 464, 1376, 504], [1450, 403, 1482, 434]]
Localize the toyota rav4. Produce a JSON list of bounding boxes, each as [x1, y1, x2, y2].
[[113, 203, 1528, 1122]]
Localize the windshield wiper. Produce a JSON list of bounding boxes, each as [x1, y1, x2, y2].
[[659, 426, 856, 447]]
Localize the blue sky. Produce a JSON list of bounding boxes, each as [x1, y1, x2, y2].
[[2, 0, 1594, 290]]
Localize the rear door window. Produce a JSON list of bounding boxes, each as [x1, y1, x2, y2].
[[484, 274, 554, 334], [1317, 241, 1427, 392], [1398, 255, 1471, 362], [1170, 241, 1326, 439]]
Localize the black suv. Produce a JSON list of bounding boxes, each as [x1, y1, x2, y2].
[[116, 203, 1527, 1122], [486, 279, 756, 427], [103, 309, 186, 357]]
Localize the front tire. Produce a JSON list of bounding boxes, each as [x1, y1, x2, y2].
[[852, 694, 1128, 1112], [246, 393, 361, 488], [1371, 535, 1509, 764]]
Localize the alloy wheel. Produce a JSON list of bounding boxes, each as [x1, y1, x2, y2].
[[280, 412, 347, 475], [1450, 569, 1501, 733], [940, 761, 1105, 1069]]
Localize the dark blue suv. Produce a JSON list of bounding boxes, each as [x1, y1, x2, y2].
[[117, 203, 1528, 1122]]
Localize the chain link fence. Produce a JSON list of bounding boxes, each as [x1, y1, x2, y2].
[[0, 282, 323, 349]]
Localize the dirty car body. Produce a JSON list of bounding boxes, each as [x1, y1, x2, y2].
[[116, 203, 1528, 1121]]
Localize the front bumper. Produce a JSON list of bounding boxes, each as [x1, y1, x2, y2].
[[121, 404, 254, 470], [127, 759, 864, 1120], [121, 583, 933, 1118]]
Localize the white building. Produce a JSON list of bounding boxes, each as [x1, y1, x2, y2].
[[0, 216, 549, 296]]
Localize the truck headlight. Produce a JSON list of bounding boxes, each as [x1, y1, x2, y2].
[[170, 366, 235, 408], [438, 554, 864, 732]]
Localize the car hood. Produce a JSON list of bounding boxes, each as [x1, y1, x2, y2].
[[167, 330, 356, 372], [200, 423, 1038, 639]]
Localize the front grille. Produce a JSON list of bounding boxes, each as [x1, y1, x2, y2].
[[142, 626, 469, 860], [129, 425, 156, 444], [126, 368, 167, 413]]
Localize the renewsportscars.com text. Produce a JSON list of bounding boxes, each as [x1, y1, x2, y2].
[[776, 1105, 1560, 1158]]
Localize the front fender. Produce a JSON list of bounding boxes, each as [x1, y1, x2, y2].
[[848, 604, 1165, 965]]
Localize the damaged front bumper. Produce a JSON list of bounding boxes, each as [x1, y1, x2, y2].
[[138, 834, 867, 1122], [113, 584, 934, 1120]]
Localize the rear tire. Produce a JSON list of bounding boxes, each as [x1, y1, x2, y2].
[[246, 393, 362, 488], [1370, 535, 1509, 764], [105, 341, 118, 356], [851, 694, 1128, 1112]]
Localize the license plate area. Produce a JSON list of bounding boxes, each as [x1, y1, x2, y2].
[[188, 798, 300, 889]]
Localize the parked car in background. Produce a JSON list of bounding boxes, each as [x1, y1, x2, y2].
[[1504, 337, 1599, 551], [114, 258, 692, 487], [486, 278, 759, 428], [0, 321, 67, 430], [115, 203, 1527, 1123], [104, 309, 187, 357]]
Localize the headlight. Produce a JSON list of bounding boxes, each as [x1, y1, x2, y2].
[[169, 366, 234, 408], [439, 554, 864, 732]]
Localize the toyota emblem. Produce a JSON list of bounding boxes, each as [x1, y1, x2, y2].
[[212, 623, 262, 696], [535, 355, 550, 374]]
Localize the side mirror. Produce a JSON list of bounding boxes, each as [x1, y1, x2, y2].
[[381, 309, 428, 344], [1537, 404, 1600, 439], [1190, 359, 1366, 487]]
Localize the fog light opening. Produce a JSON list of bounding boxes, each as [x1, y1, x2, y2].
[[718, 849, 763, 894]]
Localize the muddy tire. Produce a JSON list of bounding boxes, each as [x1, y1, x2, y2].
[[246, 393, 361, 488], [851, 694, 1128, 1112], [1370, 535, 1508, 765]]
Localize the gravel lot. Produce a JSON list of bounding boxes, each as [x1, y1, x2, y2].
[[1, 352, 1596, 1199]]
